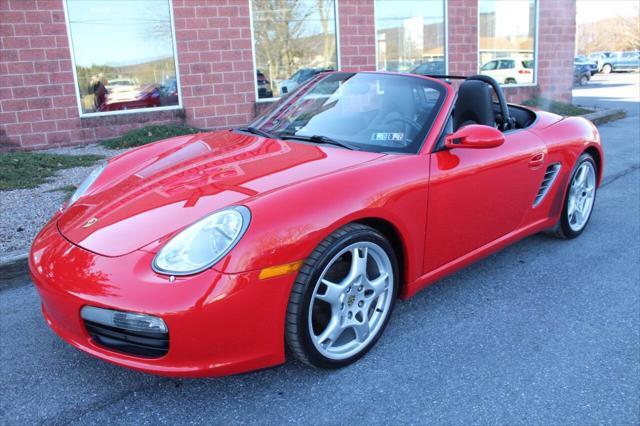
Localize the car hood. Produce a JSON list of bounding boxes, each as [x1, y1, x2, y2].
[[57, 130, 384, 257]]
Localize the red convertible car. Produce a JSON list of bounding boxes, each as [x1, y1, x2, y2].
[[30, 72, 602, 377]]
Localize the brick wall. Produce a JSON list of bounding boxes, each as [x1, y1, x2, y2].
[[448, 0, 478, 76], [0, 0, 183, 150], [338, 0, 376, 71], [447, 0, 575, 104], [0, 0, 256, 150], [1, 0, 576, 150], [172, 0, 254, 130], [494, 0, 576, 103], [536, 0, 576, 102]]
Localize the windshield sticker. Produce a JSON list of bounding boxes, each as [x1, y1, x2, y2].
[[371, 132, 404, 142]]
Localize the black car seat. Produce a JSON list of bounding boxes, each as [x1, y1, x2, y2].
[[453, 80, 495, 130]]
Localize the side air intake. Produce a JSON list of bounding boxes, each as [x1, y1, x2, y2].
[[533, 163, 561, 207]]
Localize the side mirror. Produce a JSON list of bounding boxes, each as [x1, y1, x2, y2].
[[444, 124, 505, 149]]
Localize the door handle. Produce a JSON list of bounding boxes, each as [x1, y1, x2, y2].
[[529, 152, 545, 168]]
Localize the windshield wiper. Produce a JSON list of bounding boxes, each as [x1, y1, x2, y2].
[[279, 133, 357, 150], [236, 126, 278, 139]]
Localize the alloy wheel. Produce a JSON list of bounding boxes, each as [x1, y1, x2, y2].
[[567, 161, 596, 232], [307, 242, 394, 360]]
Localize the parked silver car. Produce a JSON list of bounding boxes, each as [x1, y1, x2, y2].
[[589, 51, 640, 73]]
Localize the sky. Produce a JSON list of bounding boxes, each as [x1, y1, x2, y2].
[[66, 0, 174, 67], [576, 0, 640, 24], [479, 0, 534, 38], [375, 0, 445, 29]]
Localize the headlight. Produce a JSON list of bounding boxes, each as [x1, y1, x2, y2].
[[67, 163, 106, 207], [152, 206, 250, 275]]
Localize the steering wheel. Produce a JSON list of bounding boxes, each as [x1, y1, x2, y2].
[[467, 75, 514, 131], [383, 116, 422, 133]]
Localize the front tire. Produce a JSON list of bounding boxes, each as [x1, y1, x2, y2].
[[602, 63, 612, 74], [554, 153, 598, 239], [285, 223, 398, 369]]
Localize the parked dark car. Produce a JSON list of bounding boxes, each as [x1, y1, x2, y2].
[[575, 56, 598, 76], [574, 63, 591, 86], [256, 70, 273, 99], [278, 68, 333, 95], [411, 60, 446, 75], [160, 77, 179, 106]]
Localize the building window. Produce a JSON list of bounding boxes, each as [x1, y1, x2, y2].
[[65, 0, 181, 116], [250, 0, 338, 100], [375, 0, 446, 75], [478, 0, 537, 86]]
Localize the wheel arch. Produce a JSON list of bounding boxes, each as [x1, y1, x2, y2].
[[584, 146, 603, 186], [354, 217, 407, 294]]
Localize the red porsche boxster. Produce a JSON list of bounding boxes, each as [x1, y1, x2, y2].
[[30, 72, 603, 377]]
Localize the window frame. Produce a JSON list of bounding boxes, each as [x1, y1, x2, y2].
[[373, 0, 449, 75], [248, 0, 342, 103], [62, 0, 183, 118], [477, 0, 539, 88]]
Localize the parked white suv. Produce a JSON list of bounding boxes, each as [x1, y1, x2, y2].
[[479, 58, 534, 84]]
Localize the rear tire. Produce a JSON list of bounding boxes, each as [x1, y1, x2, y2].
[[553, 153, 598, 239], [285, 223, 398, 369], [580, 75, 589, 86], [505, 77, 517, 84]]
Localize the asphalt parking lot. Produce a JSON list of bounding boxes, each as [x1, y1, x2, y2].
[[1, 74, 639, 425], [573, 72, 640, 116]]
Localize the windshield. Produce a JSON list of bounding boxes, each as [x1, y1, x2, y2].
[[247, 72, 447, 154]]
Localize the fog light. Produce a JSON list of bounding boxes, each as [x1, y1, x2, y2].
[[80, 306, 168, 334]]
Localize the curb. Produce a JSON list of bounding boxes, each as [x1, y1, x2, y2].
[[582, 108, 627, 125], [0, 252, 29, 284]]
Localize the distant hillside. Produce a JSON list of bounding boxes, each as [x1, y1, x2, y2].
[[577, 15, 640, 54], [75, 57, 176, 97]]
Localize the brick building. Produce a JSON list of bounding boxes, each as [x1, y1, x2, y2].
[[0, 0, 576, 150]]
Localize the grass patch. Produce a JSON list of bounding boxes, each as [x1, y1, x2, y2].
[[100, 125, 202, 149], [522, 98, 595, 116], [0, 153, 103, 191], [46, 184, 77, 199]]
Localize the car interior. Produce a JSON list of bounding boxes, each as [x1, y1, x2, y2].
[[452, 75, 537, 132], [433, 75, 538, 151]]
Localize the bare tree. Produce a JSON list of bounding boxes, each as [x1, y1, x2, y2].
[[577, 10, 640, 54]]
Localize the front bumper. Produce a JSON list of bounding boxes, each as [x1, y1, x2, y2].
[[29, 218, 296, 377]]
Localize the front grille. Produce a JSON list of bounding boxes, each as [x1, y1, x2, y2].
[[84, 320, 169, 358]]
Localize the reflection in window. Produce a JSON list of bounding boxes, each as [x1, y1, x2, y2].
[[375, 0, 446, 75], [66, 0, 180, 114], [251, 0, 338, 100], [479, 0, 537, 85]]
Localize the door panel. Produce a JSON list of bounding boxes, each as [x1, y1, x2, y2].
[[423, 130, 546, 273]]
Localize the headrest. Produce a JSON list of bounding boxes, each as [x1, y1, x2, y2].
[[453, 80, 495, 130]]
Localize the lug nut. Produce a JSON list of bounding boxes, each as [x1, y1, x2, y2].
[[348, 311, 353, 319], [358, 300, 364, 307], [358, 285, 363, 292]]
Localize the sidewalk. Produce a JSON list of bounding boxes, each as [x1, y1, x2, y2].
[[0, 145, 125, 262]]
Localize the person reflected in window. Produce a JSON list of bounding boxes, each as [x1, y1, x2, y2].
[[88, 74, 107, 111]]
